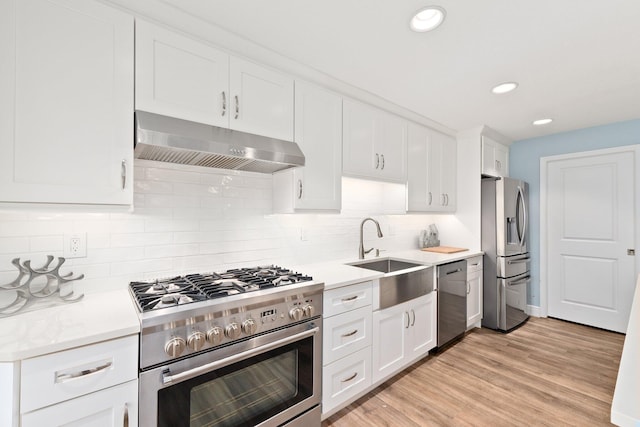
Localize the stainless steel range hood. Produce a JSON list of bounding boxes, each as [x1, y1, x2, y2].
[[134, 111, 305, 173]]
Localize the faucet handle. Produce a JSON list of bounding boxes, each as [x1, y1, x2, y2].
[[375, 249, 386, 257]]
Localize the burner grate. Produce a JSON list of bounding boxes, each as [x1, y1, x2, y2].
[[129, 265, 313, 312]]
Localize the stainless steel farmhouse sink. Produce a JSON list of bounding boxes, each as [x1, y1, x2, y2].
[[347, 258, 434, 309], [347, 258, 424, 273]]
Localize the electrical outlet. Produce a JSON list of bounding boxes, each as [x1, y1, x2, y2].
[[64, 233, 87, 258], [300, 228, 308, 241]]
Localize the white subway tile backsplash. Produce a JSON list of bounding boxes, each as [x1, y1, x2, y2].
[[0, 163, 446, 293], [111, 232, 172, 248], [29, 235, 64, 252], [114, 258, 173, 276], [145, 244, 200, 259], [134, 179, 173, 194], [0, 237, 29, 254], [145, 166, 201, 184]]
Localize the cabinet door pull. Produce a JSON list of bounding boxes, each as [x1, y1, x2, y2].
[[445, 193, 449, 206], [121, 160, 127, 190], [221, 91, 227, 116], [123, 403, 129, 427], [467, 282, 471, 295], [441, 194, 445, 206], [375, 153, 380, 169], [341, 295, 358, 302], [410, 309, 415, 326], [234, 95, 239, 119], [298, 179, 303, 199], [55, 360, 113, 383], [428, 191, 432, 206], [405, 311, 410, 328], [341, 329, 358, 338], [381, 154, 385, 170], [341, 372, 358, 383]]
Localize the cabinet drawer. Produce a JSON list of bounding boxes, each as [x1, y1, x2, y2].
[[323, 306, 372, 365], [322, 346, 371, 415], [21, 379, 137, 427], [324, 281, 372, 318], [467, 256, 483, 273], [21, 335, 138, 413]]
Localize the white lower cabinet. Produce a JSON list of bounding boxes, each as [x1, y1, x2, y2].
[[467, 256, 484, 328], [323, 306, 372, 365], [371, 293, 436, 384], [19, 335, 138, 427], [322, 347, 371, 416], [21, 380, 137, 427], [322, 282, 372, 418]]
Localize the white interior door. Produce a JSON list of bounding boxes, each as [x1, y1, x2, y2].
[[546, 149, 636, 333]]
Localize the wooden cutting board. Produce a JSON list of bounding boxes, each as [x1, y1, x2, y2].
[[421, 246, 468, 254]]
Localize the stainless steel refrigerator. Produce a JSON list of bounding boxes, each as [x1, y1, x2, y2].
[[481, 176, 530, 331]]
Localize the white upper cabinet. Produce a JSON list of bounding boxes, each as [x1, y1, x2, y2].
[[407, 123, 456, 212], [481, 135, 509, 177], [273, 81, 342, 212], [135, 20, 229, 127], [0, 0, 134, 205], [342, 99, 407, 183], [229, 57, 294, 141], [136, 20, 294, 141]]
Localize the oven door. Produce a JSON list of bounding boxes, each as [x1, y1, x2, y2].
[[139, 320, 322, 427]]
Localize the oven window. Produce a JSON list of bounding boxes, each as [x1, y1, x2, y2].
[[158, 337, 314, 427]]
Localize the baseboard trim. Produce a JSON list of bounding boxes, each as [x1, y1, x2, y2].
[[527, 305, 542, 317]]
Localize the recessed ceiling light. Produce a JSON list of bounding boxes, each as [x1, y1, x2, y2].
[[533, 119, 553, 126], [410, 6, 446, 32], [491, 82, 519, 94], [533, 118, 553, 126]]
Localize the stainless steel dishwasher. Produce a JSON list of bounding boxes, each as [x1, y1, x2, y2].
[[437, 260, 467, 348]]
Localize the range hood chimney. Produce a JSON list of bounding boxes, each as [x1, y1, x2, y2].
[[134, 111, 305, 173]]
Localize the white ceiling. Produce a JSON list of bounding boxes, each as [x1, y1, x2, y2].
[[163, 0, 640, 141]]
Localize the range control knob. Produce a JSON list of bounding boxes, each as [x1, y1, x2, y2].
[[302, 304, 315, 318], [289, 307, 304, 321], [187, 331, 206, 352], [242, 318, 258, 335], [225, 322, 241, 339], [165, 337, 186, 358], [206, 326, 223, 345]]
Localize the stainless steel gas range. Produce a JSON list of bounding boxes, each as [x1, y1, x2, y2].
[[129, 266, 323, 427]]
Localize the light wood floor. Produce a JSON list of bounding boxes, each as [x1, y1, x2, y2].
[[322, 317, 625, 427]]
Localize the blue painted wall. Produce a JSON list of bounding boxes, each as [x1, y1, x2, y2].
[[509, 119, 640, 307]]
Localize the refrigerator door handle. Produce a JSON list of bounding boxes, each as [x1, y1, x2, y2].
[[507, 257, 531, 264], [517, 185, 527, 248], [508, 275, 531, 286]]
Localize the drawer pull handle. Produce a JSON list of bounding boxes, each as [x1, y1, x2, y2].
[[341, 295, 358, 302], [341, 329, 358, 338], [341, 372, 358, 383], [55, 360, 113, 383]]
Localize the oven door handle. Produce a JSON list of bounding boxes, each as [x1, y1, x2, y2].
[[162, 326, 320, 385]]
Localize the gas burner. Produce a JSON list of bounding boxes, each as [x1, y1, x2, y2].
[[129, 265, 314, 312], [136, 290, 206, 311]]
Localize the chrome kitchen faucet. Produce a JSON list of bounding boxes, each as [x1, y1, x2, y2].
[[359, 217, 383, 259]]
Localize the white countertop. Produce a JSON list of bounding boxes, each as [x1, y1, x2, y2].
[[611, 275, 640, 426], [0, 249, 482, 362], [297, 249, 483, 290], [0, 289, 140, 362]]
